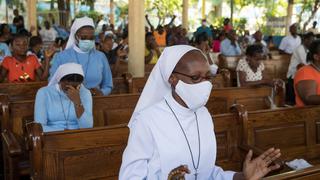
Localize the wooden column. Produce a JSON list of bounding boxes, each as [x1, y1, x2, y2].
[[110, 0, 115, 25], [215, 2, 222, 17], [182, 0, 189, 29], [128, 0, 145, 77], [202, 0, 206, 19], [285, 0, 294, 35], [27, 0, 37, 36], [230, 0, 234, 26]]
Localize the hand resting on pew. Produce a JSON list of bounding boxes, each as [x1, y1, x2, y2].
[[90, 87, 104, 96], [168, 148, 281, 180]]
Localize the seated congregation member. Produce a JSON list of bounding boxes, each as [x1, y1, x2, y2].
[[0, 34, 49, 82], [194, 32, 218, 75], [279, 23, 301, 55], [35, 63, 93, 132], [120, 45, 281, 179], [0, 40, 11, 63], [145, 32, 161, 64], [50, 16, 113, 96], [220, 30, 242, 56], [212, 31, 226, 53], [236, 45, 276, 87], [100, 31, 128, 76], [286, 32, 314, 105], [251, 30, 269, 58], [294, 40, 320, 107], [27, 36, 45, 62]]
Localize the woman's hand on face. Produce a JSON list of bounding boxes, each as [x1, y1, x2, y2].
[[65, 85, 81, 105], [243, 148, 281, 180], [168, 165, 190, 180]]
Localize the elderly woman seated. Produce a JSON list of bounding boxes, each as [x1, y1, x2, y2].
[[35, 63, 93, 132], [236, 44, 280, 87], [295, 40, 320, 107]]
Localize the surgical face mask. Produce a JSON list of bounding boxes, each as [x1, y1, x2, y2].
[[78, 39, 95, 52], [175, 80, 213, 111]]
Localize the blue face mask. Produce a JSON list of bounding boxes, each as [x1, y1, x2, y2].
[[78, 39, 95, 52]]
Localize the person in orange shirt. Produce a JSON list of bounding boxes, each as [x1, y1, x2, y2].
[[294, 40, 320, 107], [0, 34, 52, 83]]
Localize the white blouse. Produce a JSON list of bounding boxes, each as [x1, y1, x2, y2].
[[119, 93, 235, 180], [236, 58, 265, 87]]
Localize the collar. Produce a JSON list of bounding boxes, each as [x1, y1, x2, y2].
[[164, 92, 193, 116]]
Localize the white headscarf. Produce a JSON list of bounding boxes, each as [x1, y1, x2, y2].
[[48, 63, 84, 86], [65, 16, 95, 49], [129, 45, 201, 127]]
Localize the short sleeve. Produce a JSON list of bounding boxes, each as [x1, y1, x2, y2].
[[278, 37, 287, 51], [236, 59, 247, 72], [294, 66, 316, 84], [1, 56, 12, 70], [260, 62, 265, 71]]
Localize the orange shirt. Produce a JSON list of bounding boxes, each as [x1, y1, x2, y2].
[[153, 31, 167, 47], [1, 55, 41, 82], [294, 65, 320, 107]]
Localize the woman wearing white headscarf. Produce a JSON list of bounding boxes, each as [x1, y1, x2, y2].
[[49, 16, 113, 96], [35, 63, 93, 132], [120, 45, 281, 180]]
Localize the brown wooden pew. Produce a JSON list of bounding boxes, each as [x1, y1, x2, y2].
[[26, 123, 129, 180], [263, 164, 320, 179], [25, 110, 245, 180], [18, 104, 320, 179], [116, 62, 155, 77], [234, 105, 320, 179], [0, 81, 47, 101], [0, 70, 231, 102], [129, 68, 232, 93], [0, 85, 284, 179], [0, 75, 132, 101]]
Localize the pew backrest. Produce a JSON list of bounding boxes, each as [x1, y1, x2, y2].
[[26, 123, 129, 180], [235, 106, 320, 162]]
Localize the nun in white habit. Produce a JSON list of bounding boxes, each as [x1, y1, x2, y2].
[[119, 45, 281, 180]]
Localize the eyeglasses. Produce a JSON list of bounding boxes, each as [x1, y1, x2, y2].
[[173, 71, 214, 83]]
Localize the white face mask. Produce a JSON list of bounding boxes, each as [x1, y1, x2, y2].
[[175, 80, 213, 111]]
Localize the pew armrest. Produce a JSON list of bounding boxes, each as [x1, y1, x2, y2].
[[2, 130, 22, 156]]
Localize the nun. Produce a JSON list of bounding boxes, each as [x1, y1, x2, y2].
[[49, 16, 113, 96], [119, 45, 281, 180], [35, 63, 93, 132]]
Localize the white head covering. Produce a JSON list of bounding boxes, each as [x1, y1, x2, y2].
[[129, 45, 202, 127], [48, 63, 84, 86], [66, 16, 95, 49]]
